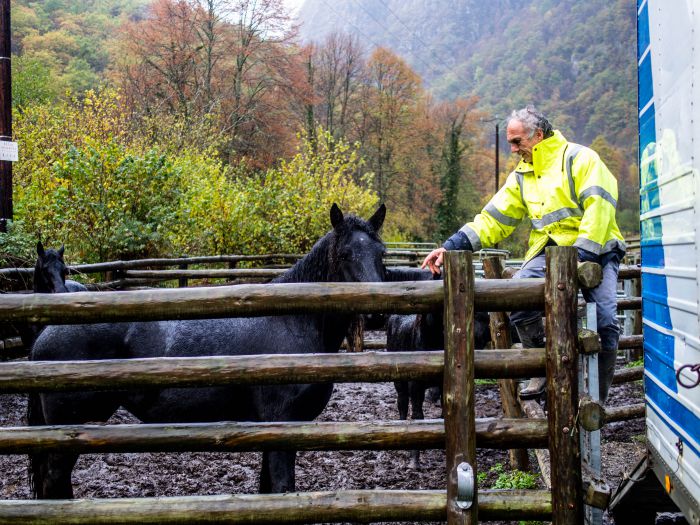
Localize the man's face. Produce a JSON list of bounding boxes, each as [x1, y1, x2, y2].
[[506, 120, 544, 163]]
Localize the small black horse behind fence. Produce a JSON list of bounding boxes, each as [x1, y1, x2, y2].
[[16, 242, 88, 350]]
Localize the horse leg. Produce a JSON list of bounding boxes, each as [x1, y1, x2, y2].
[[29, 391, 120, 499], [260, 450, 297, 493], [35, 453, 80, 499], [26, 393, 80, 499], [408, 381, 427, 469], [394, 381, 409, 420]]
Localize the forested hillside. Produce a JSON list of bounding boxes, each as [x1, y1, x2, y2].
[[2, 0, 639, 266], [298, 0, 636, 149], [298, 0, 639, 237]]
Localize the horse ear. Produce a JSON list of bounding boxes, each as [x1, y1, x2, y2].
[[58, 245, 65, 258], [36, 241, 44, 257], [330, 203, 344, 229], [368, 203, 386, 232]]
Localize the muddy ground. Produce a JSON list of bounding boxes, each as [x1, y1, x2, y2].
[[0, 345, 647, 525]]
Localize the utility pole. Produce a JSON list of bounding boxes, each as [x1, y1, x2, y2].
[[0, 0, 11, 232], [494, 120, 500, 193]]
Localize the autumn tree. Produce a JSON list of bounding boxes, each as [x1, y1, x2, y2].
[[309, 32, 365, 141], [114, 0, 308, 167], [359, 47, 421, 205], [117, 0, 202, 119]]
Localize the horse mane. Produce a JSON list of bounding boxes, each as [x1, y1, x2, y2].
[[273, 214, 381, 284]]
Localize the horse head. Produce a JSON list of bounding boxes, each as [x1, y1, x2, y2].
[[34, 241, 70, 293], [328, 203, 386, 283]]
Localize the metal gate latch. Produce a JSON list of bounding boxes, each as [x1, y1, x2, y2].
[[456, 462, 474, 509]]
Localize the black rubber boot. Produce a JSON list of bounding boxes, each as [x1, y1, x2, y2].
[[598, 347, 617, 403], [514, 317, 546, 400]]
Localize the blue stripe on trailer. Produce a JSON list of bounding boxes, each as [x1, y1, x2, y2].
[[637, 1, 674, 388], [646, 380, 700, 458], [638, 55, 654, 112], [644, 327, 678, 392], [637, 1, 650, 58], [641, 273, 673, 329], [640, 186, 660, 215], [647, 384, 700, 453], [639, 105, 656, 155]]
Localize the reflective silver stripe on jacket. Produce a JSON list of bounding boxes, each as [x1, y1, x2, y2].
[[514, 170, 529, 205], [530, 207, 583, 229], [459, 225, 482, 252], [579, 186, 617, 208], [574, 237, 602, 254], [485, 202, 520, 226], [565, 143, 584, 208], [574, 237, 626, 255]]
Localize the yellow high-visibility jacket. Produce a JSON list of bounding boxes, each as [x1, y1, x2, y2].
[[459, 130, 625, 261]]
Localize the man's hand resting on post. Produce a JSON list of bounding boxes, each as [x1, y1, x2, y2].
[[421, 247, 447, 275]]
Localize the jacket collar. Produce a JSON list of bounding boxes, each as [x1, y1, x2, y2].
[[515, 130, 568, 173]]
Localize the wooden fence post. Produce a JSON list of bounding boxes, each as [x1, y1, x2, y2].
[[178, 257, 189, 288], [545, 246, 583, 523], [443, 251, 477, 524], [482, 255, 530, 472]]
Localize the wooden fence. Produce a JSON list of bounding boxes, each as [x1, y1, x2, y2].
[[0, 247, 645, 523], [0, 248, 597, 524]]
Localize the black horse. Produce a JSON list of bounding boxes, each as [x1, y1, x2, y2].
[[28, 203, 387, 499], [385, 268, 491, 468], [18, 242, 88, 349], [33, 241, 87, 295]]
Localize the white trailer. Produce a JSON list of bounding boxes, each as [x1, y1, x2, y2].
[[612, 1, 700, 522]]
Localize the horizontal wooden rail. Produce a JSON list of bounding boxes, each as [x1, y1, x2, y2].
[[0, 254, 304, 278], [0, 349, 546, 393], [0, 251, 439, 279], [125, 269, 285, 280], [579, 297, 641, 311], [0, 417, 549, 454], [0, 489, 552, 523], [0, 279, 545, 324], [605, 403, 645, 423], [616, 297, 642, 311], [612, 366, 643, 384], [618, 335, 643, 349], [618, 265, 641, 280]]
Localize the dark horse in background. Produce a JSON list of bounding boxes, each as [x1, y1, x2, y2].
[[28, 204, 387, 499], [33, 241, 87, 295], [17, 242, 88, 349], [385, 267, 491, 468]]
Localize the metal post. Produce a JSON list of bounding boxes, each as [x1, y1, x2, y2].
[[581, 302, 603, 525], [0, 0, 11, 232]]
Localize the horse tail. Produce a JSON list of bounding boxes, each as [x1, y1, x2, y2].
[[27, 392, 46, 498]]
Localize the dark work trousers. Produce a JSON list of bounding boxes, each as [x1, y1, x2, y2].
[[509, 252, 621, 401]]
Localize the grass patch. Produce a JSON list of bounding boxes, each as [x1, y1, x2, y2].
[[626, 358, 644, 368], [475, 378, 497, 386], [631, 433, 647, 444], [478, 462, 539, 490]]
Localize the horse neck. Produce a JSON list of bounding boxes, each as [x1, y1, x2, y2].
[[33, 262, 47, 293], [274, 233, 335, 284], [274, 233, 352, 352]]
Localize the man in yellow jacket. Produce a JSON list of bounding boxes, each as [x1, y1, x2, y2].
[[422, 106, 625, 402]]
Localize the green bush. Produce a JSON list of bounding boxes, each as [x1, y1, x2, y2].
[[12, 91, 379, 263], [0, 220, 37, 267]]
